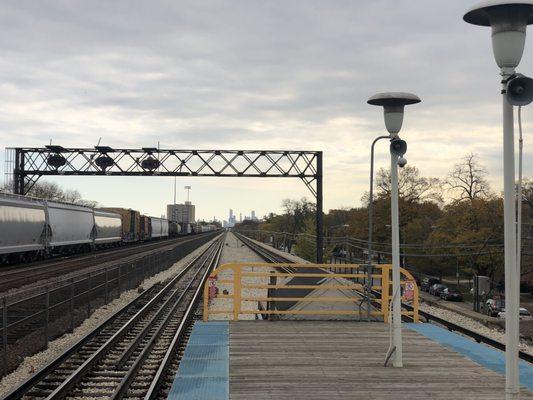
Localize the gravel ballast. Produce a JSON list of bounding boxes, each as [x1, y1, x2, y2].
[[207, 232, 274, 321], [420, 302, 533, 355], [0, 237, 217, 398]]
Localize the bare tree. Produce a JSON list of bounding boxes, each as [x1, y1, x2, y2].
[[447, 153, 491, 202], [371, 165, 442, 204], [26, 181, 98, 207]]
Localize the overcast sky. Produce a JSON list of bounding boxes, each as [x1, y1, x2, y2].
[[1, 1, 533, 221]]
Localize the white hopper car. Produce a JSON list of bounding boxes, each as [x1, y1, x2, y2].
[[149, 217, 169, 239], [0, 193, 122, 263]]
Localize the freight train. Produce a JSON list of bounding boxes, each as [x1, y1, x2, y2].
[[0, 193, 217, 264]]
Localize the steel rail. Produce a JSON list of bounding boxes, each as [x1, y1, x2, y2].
[[112, 237, 225, 399], [44, 236, 224, 399], [2, 285, 160, 400], [138, 237, 224, 400], [3, 234, 224, 400], [405, 304, 533, 364]]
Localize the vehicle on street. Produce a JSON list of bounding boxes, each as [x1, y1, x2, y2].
[[429, 283, 447, 297], [421, 277, 441, 292], [485, 297, 505, 317], [440, 288, 463, 301], [497, 307, 532, 320]]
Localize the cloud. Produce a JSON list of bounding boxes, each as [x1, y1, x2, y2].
[[1, 0, 532, 219]]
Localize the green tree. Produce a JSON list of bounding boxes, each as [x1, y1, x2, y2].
[[427, 198, 504, 279]]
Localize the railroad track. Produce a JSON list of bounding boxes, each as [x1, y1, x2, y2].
[[0, 233, 215, 293], [4, 233, 225, 400], [234, 232, 533, 364]]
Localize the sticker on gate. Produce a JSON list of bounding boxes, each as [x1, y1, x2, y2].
[[404, 281, 415, 301], [208, 276, 219, 299]]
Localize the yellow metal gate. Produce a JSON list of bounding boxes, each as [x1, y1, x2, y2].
[[203, 263, 418, 322]]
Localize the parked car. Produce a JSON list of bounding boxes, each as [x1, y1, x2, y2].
[[429, 283, 447, 297], [421, 277, 441, 292], [497, 307, 532, 320], [485, 298, 505, 317], [440, 288, 463, 302]]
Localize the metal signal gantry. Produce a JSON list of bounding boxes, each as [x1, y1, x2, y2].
[[6, 146, 324, 262]]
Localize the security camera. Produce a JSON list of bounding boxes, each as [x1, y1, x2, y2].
[[507, 73, 533, 106], [397, 157, 407, 168]]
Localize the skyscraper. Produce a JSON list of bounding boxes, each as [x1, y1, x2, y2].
[[227, 209, 237, 227]]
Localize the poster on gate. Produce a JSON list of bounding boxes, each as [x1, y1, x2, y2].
[[404, 281, 415, 302], [208, 276, 218, 299]]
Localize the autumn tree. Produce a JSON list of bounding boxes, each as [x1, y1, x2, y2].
[[294, 217, 319, 262], [426, 198, 504, 279]]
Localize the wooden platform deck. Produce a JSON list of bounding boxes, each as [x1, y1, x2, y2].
[[229, 321, 533, 400]]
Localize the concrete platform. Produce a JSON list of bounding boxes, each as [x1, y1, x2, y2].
[[169, 320, 533, 400]]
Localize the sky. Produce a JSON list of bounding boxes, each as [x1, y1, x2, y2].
[[1, 0, 533, 221]]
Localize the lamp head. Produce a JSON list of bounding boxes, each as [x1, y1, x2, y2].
[[367, 92, 421, 135], [464, 1, 533, 69]]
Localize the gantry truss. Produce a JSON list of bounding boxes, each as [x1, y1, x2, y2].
[[5, 146, 324, 261]]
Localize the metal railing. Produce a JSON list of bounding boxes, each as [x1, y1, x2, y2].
[[0, 233, 216, 377], [203, 262, 419, 322]]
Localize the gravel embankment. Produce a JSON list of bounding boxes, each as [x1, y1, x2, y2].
[[0, 238, 217, 398], [207, 232, 274, 320], [420, 302, 533, 355]]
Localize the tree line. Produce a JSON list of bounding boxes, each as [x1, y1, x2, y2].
[[236, 153, 533, 284], [2, 181, 99, 208]]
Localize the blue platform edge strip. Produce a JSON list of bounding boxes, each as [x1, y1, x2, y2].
[[167, 321, 229, 400], [406, 323, 533, 390]]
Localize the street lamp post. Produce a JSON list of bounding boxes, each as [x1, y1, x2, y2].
[[464, 2, 533, 398], [367, 92, 421, 368], [367, 135, 391, 319]]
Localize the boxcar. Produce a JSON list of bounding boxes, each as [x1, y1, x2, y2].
[[101, 208, 141, 242], [93, 210, 122, 245], [140, 215, 151, 241], [46, 201, 94, 251], [0, 193, 47, 259]]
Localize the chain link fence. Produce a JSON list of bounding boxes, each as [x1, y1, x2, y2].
[[0, 232, 217, 377]]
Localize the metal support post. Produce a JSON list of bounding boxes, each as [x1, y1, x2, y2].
[[502, 68, 519, 399], [390, 150, 403, 368], [14, 149, 24, 195], [2, 297, 7, 373], [87, 273, 92, 317], [456, 257, 460, 289], [316, 151, 323, 263], [104, 268, 109, 304], [118, 265, 122, 294], [44, 287, 50, 349], [70, 278, 75, 333]]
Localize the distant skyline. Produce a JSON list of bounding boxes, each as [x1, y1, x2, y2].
[[1, 1, 532, 220]]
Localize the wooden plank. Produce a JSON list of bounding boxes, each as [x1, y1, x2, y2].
[[229, 321, 533, 400]]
